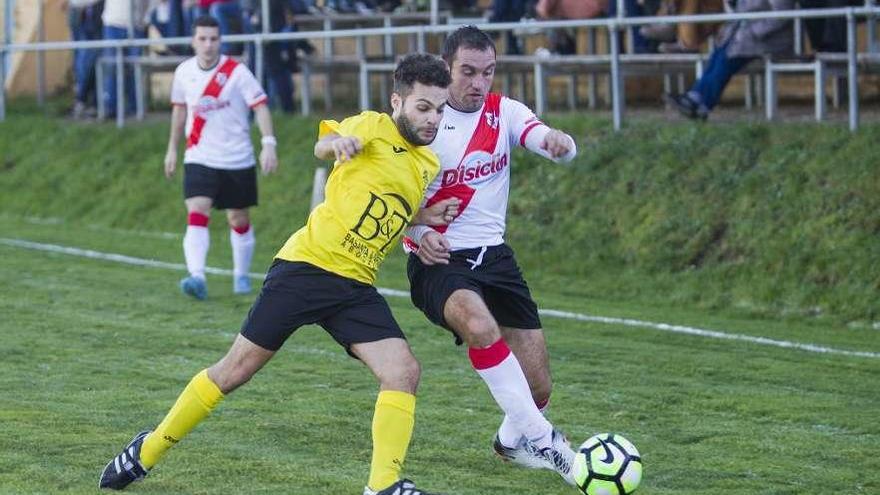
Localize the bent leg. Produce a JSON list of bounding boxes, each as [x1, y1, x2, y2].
[[139, 334, 275, 468], [352, 338, 421, 492], [444, 290, 553, 446]]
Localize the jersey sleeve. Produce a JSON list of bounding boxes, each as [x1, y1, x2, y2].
[[236, 66, 269, 108], [170, 67, 186, 106], [504, 97, 576, 163], [318, 111, 380, 145]]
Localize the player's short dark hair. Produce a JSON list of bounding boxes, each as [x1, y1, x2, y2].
[[393, 53, 451, 97], [442, 25, 496, 64], [192, 15, 220, 32]]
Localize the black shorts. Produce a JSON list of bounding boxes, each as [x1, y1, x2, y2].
[[241, 260, 405, 354], [184, 162, 257, 210], [407, 243, 542, 343]]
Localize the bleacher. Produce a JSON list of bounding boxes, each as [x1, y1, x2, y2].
[[26, 4, 880, 128]]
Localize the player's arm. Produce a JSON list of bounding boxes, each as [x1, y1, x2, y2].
[[164, 104, 187, 179], [253, 103, 278, 175], [510, 99, 577, 163], [314, 132, 363, 163], [410, 197, 460, 226]]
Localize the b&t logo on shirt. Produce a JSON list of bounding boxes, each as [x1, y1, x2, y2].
[[345, 192, 413, 257]]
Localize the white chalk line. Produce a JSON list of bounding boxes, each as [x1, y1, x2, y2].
[[2, 237, 878, 360]]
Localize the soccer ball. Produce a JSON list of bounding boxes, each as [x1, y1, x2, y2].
[[572, 433, 642, 495]]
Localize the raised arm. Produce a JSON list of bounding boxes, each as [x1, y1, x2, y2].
[[164, 104, 187, 179], [314, 132, 363, 162]]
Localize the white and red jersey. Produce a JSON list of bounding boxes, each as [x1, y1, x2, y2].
[[170, 55, 268, 170], [404, 93, 576, 251]]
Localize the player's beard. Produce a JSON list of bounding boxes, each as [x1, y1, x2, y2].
[[395, 113, 436, 146]]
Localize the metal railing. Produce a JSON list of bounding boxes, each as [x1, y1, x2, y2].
[[1, 5, 879, 130]]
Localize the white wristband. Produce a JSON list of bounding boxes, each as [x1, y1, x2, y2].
[[261, 136, 277, 147]]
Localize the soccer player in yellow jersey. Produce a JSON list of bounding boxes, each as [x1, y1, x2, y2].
[[99, 53, 455, 495]]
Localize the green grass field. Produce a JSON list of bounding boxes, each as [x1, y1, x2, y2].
[[1, 214, 878, 495]]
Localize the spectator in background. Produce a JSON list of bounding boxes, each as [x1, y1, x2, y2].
[[67, 0, 104, 119], [489, 0, 527, 55], [607, 0, 655, 53], [668, 0, 794, 120], [245, 0, 317, 113], [101, 0, 153, 119], [535, 0, 606, 55], [640, 0, 725, 53], [195, 0, 247, 55], [800, 0, 860, 53]]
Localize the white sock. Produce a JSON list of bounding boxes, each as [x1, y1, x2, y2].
[[498, 399, 549, 448], [230, 224, 255, 278], [183, 224, 209, 279], [469, 338, 553, 449]]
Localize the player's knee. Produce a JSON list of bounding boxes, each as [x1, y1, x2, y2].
[[379, 354, 420, 393], [457, 314, 500, 348], [207, 361, 256, 394]]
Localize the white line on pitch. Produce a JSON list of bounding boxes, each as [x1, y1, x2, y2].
[[2, 237, 878, 360]]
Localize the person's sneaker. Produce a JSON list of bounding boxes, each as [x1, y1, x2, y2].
[[667, 93, 708, 120], [233, 275, 252, 295], [363, 478, 441, 495], [493, 433, 553, 469], [180, 276, 207, 300], [523, 429, 577, 486], [99, 431, 150, 490]]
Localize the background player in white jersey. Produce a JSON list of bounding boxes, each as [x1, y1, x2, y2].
[[164, 15, 278, 300], [403, 25, 579, 485]]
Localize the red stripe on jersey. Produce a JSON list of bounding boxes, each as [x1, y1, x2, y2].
[[423, 93, 503, 233], [402, 236, 420, 252], [187, 58, 239, 149], [248, 95, 268, 108], [519, 121, 543, 147]]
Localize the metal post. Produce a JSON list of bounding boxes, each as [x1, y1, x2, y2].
[[37, 0, 46, 107], [417, 29, 425, 53], [587, 28, 596, 109], [301, 60, 311, 116], [310, 167, 327, 211], [764, 62, 775, 121], [261, 0, 270, 34], [359, 62, 369, 110], [534, 61, 545, 116], [847, 10, 859, 131], [430, 0, 438, 26], [383, 16, 392, 57], [0, 46, 6, 122], [610, 21, 623, 131], [867, 0, 877, 53], [135, 62, 144, 120], [794, 17, 802, 56], [815, 60, 825, 121], [97, 57, 105, 119], [323, 18, 332, 57], [116, 46, 124, 128], [256, 38, 264, 89]]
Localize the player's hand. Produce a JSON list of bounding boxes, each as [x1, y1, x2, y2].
[[540, 129, 573, 159], [416, 231, 452, 266], [414, 198, 460, 226], [260, 145, 278, 175], [164, 149, 177, 179], [332, 136, 363, 163]]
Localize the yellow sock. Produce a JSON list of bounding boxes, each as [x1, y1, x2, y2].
[[367, 390, 416, 492], [139, 369, 224, 469]]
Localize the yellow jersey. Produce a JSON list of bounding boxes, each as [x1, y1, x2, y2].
[[276, 111, 440, 285]]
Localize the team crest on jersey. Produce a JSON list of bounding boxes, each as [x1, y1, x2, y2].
[[215, 72, 228, 86], [484, 111, 499, 130]]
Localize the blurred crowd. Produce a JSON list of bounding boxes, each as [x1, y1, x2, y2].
[[66, 0, 861, 119]]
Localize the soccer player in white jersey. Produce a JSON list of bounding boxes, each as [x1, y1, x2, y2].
[[403, 26, 579, 486], [164, 15, 278, 300]]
